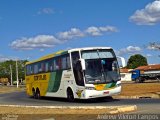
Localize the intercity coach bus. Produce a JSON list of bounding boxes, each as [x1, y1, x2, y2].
[[25, 47, 121, 101]]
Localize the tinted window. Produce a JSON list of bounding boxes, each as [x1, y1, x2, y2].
[[26, 54, 71, 75]]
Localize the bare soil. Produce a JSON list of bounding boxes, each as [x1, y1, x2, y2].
[[120, 82, 160, 96], [0, 106, 120, 120], [0, 86, 25, 94]]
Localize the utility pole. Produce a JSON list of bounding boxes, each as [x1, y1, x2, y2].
[[16, 60, 19, 88], [10, 65, 13, 86]]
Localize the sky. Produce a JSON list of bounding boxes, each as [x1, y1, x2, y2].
[[0, 0, 160, 64]]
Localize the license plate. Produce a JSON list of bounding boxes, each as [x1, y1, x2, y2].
[[103, 91, 109, 94]]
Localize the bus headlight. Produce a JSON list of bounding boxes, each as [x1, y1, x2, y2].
[[85, 87, 95, 90]]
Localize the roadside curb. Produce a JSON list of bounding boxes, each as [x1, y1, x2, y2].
[[0, 105, 137, 114], [109, 105, 137, 114], [113, 93, 160, 99]]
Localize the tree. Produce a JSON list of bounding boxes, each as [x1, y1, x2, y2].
[[0, 60, 28, 83], [127, 54, 148, 69]]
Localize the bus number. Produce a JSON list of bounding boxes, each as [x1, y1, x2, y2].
[[34, 75, 46, 81]]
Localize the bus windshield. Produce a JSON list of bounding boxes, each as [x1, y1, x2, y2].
[[81, 49, 121, 84]]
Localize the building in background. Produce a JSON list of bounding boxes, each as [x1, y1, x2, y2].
[[135, 64, 160, 74], [120, 68, 132, 81]]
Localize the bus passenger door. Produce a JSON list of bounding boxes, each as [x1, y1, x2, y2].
[[71, 52, 84, 86]]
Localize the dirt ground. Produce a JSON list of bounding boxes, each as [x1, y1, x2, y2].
[[0, 86, 25, 94], [120, 82, 160, 96], [0, 106, 134, 120]]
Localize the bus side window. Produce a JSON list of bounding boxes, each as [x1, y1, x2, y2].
[[45, 60, 50, 72], [53, 58, 60, 70], [26, 65, 30, 75], [34, 64, 38, 74], [66, 55, 71, 69], [62, 56, 67, 69], [56, 58, 60, 70], [58, 57, 62, 70], [48, 59, 53, 72], [53, 59, 57, 71], [42, 62, 45, 72], [30, 65, 33, 74], [38, 63, 42, 73]]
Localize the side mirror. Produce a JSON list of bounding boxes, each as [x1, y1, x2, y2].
[[117, 56, 126, 68], [79, 59, 86, 70], [121, 57, 126, 68]]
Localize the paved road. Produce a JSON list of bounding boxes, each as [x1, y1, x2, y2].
[[0, 91, 160, 114]]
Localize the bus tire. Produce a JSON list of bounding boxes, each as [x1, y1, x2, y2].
[[67, 88, 74, 102], [35, 89, 41, 99], [32, 88, 36, 99]]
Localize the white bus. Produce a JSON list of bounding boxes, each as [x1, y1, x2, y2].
[[25, 47, 121, 101]]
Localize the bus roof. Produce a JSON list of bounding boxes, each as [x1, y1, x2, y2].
[[26, 50, 67, 65], [68, 47, 112, 52], [26, 47, 113, 65]]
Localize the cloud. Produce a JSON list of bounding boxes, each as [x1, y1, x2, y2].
[[0, 55, 19, 62], [40, 48, 45, 52], [117, 46, 142, 56], [38, 8, 55, 15], [57, 28, 84, 40], [85, 26, 102, 36], [10, 25, 118, 50], [130, 0, 160, 25], [147, 42, 160, 50], [10, 35, 61, 50], [146, 54, 152, 57], [85, 26, 118, 36], [57, 26, 117, 39]]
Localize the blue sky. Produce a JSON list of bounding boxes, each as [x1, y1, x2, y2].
[[0, 0, 160, 64]]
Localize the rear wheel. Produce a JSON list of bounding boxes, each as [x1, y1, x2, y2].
[[67, 88, 74, 102], [35, 89, 41, 99]]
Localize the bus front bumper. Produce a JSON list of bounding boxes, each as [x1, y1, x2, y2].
[[82, 86, 121, 99]]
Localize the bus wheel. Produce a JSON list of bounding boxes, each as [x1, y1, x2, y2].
[[32, 89, 36, 99], [35, 89, 41, 99], [67, 88, 74, 102]]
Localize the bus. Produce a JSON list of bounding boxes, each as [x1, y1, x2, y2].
[[25, 47, 121, 101]]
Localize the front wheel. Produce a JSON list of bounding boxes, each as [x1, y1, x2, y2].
[[32, 90, 36, 99], [67, 88, 74, 102]]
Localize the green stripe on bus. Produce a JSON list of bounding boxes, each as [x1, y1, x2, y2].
[[109, 82, 116, 88], [47, 71, 62, 92], [105, 82, 116, 88]]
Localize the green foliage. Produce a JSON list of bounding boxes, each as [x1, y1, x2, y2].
[[0, 60, 28, 83], [127, 54, 148, 69]]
